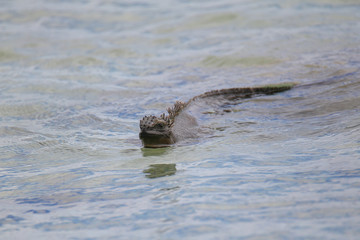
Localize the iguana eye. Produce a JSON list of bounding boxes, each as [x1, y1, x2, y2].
[[154, 122, 165, 128]]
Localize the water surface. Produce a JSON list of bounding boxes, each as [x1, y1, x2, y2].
[[1, 0, 360, 239]]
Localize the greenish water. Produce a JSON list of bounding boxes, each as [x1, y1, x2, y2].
[[1, 0, 360, 239]]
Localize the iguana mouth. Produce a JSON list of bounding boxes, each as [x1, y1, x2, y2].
[[139, 132, 175, 148]]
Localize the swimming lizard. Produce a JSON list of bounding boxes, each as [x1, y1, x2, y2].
[[139, 83, 296, 148]]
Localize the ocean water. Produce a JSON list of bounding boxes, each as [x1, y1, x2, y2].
[[0, 0, 360, 239]]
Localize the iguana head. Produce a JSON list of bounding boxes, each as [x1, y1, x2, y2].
[[139, 114, 174, 148], [139, 101, 186, 148]]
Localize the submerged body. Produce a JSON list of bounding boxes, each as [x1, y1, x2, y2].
[[139, 83, 297, 148]]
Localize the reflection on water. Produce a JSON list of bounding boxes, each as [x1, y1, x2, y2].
[[1, 0, 360, 239], [143, 164, 177, 179], [141, 147, 171, 157]]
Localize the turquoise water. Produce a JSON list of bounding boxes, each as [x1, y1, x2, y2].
[[1, 0, 360, 239]]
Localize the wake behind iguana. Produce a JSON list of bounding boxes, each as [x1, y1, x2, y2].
[[140, 83, 296, 148]]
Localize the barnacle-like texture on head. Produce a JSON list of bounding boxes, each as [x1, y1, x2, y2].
[[139, 101, 187, 135], [140, 115, 170, 133]]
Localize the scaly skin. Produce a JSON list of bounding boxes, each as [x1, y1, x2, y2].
[[139, 83, 297, 148]]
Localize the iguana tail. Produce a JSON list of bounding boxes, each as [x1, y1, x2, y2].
[[193, 82, 297, 100]]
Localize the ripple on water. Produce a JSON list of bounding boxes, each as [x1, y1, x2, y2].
[[0, 49, 24, 62], [0, 104, 55, 120], [0, 0, 360, 239]]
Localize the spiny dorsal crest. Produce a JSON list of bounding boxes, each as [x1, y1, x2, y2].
[[161, 101, 187, 127]]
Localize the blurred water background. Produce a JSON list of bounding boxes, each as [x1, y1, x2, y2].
[[0, 0, 360, 239]]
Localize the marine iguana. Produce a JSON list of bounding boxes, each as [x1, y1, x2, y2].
[[139, 83, 296, 148]]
